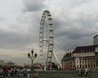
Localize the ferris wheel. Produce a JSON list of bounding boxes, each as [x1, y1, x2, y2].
[[39, 10, 54, 70]]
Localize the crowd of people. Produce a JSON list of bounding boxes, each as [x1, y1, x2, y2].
[[0, 63, 62, 78], [0, 65, 31, 78]]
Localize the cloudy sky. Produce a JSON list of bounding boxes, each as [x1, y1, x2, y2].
[[0, 0, 98, 64]]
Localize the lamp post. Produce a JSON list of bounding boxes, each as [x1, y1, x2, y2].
[[28, 49, 37, 71]]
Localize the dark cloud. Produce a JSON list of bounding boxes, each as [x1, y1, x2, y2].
[[11, 55, 30, 64], [23, 0, 46, 12], [0, 30, 36, 50], [66, 0, 90, 9], [0, 17, 4, 21], [0, 0, 98, 63], [0, 54, 12, 63], [53, 13, 98, 50], [0, 54, 29, 64]]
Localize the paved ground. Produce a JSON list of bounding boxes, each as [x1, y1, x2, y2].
[[0, 76, 97, 78], [0, 75, 98, 78], [0, 77, 27, 78], [0, 77, 98, 78], [0, 76, 29, 78]]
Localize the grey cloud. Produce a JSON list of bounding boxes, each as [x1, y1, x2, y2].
[[0, 54, 12, 62], [11, 55, 30, 64], [0, 54, 11, 59], [63, 0, 90, 9], [0, 30, 36, 50], [57, 30, 92, 40], [0, 0, 98, 63], [0, 17, 4, 21], [55, 13, 98, 38], [12, 54, 42, 64], [55, 34, 93, 50], [23, 0, 46, 12], [53, 13, 98, 50], [0, 54, 29, 64]]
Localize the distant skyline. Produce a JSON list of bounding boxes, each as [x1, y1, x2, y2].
[[0, 0, 98, 64]]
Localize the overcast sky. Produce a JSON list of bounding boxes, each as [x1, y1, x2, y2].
[[0, 0, 98, 64]]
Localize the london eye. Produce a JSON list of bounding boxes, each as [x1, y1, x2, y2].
[[39, 10, 54, 70]]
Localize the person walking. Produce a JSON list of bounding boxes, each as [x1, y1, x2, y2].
[[26, 67, 31, 78], [85, 68, 88, 75], [5, 65, 9, 77]]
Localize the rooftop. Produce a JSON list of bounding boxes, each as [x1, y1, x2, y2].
[[73, 45, 98, 53]]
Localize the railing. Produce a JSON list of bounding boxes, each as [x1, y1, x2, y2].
[[31, 70, 98, 78]]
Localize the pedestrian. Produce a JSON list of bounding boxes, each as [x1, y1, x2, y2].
[[3, 66, 6, 77], [11, 68, 14, 77], [5, 65, 9, 77], [85, 68, 88, 75], [26, 67, 31, 78], [0, 67, 3, 75], [78, 68, 81, 75], [22, 68, 26, 77], [8, 67, 11, 77]]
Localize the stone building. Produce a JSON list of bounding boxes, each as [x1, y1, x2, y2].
[[62, 35, 98, 69], [94, 35, 98, 45], [0, 60, 6, 66], [72, 45, 97, 69], [62, 53, 75, 69]]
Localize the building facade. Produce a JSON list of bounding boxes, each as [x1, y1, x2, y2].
[[94, 35, 98, 45], [62, 53, 75, 69], [62, 45, 98, 69], [62, 35, 98, 69], [0, 60, 6, 66], [72, 45, 97, 69]]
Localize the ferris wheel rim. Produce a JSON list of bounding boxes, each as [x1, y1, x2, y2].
[[39, 10, 54, 69]]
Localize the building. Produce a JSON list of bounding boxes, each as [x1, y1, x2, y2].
[[0, 60, 6, 66], [62, 53, 75, 69], [72, 45, 97, 69], [7, 61, 15, 66], [62, 35, 98, 69], [94, 35, 98, 45]]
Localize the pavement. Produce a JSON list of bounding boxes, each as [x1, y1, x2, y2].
[[1, 76, 94, 78], [0, 77, 27, 78], [0, 76, 29, 78], [0, 75, 98, 78]]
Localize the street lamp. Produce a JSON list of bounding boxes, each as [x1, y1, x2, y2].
[[28, 49, 37, 71]]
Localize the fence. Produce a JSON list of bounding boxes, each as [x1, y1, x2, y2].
[[31, 70, 98, 78]]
